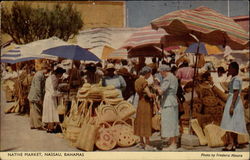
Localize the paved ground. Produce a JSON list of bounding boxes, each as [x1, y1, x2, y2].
[[0, 81, 249, 152]]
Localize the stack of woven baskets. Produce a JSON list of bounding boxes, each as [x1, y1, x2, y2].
[[62, 83, 138, 151], [77, 83, 123, 105], [180, 82, 228, 129]]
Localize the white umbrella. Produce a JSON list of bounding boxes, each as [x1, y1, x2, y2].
[[1, 45, 41, 64], [19, 37, 70, 60]]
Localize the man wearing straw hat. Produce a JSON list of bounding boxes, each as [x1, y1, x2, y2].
[[155, 65, 179, 150], [28, 63, 50, 130]]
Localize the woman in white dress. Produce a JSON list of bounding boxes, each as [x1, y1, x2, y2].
[[42, 67, 66, 133], [220, 62, 248, 151]]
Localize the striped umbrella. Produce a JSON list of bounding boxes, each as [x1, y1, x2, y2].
[[151, 6, 249, 50], [122, 26, 167, 49], [1, 46, 40, 64], [108, 48, 128, 59]]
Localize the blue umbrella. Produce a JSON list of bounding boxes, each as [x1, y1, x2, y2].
[[185, 42, 208, 55], [42, 45, 101, 61]]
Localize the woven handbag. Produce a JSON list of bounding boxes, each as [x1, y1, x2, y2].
[[76, 101, 98, 151], [203, 123, 226, 147], [152, 113, 161, 131], [115, 101, 136, 120], [57, 98, 66, 115], [97, 102, 119, 122], [63, 99, 87, 144], [104, 98, 124, 106], [238, 134, 249, 144], [125, 117, 140, 143], [191, 119, 207, 145], [112, 120, 136, 147], [94, 110, 117, 151]]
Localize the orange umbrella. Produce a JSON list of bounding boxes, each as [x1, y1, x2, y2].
[[101, 45, 115, 60], [205, 43, 223, 55]]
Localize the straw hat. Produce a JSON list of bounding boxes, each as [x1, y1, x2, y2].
[[225, 55, 235, 61], [106, 63, 115, 69], [41, 63, 50, 69], [36, 63, 50, 71], [205, 56, 216, 62]]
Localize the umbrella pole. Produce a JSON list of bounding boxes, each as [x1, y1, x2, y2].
[[189, 41, 200, 135], [67, 60, 74, 98], [16, 63, 22, 107]]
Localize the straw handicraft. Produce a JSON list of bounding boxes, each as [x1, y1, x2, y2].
[[95, 109, 117, 151], [112, 120, 136, 147], [76, 101, 98, 151]]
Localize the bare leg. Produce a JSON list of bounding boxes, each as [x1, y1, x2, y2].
[[140, 137, 144, 144], [145, 137, 150, 145], [168, 137, 173, 145], [47, 123, 54, 131], [172, 136, 177, 145], [226, 132, 236, 149]]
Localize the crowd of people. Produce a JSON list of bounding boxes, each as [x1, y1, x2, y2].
[[1, 53, 249, 151]]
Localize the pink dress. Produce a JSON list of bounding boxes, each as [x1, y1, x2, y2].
[[176, 67, 194, 83]]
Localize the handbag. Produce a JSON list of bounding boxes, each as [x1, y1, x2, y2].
[[76, 101, 98, 151], [112, 120, 136, 147], [63, 99, 87, 144], [203, 123, 226, 147], [57, 98, 66, 115], [115, 101, 136, 120], [95, 109, 116, 150], [190, 119, 207, 145], [125, 117, 140, 143], [238, 134, 249, 144], [97, 101, 119, 122], [152, 113, 161, 131]]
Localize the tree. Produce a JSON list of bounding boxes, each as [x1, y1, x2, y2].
[[1, 2, 83, 44]]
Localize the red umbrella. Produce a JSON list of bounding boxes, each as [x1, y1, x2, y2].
[[151, 6, 249, 50], [122, 26, 167, 49]]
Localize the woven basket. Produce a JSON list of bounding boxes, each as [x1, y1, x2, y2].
[[191, 119, 207, 145], [238, 134, 249, 144], [220, 82, 229, 93], [63, 100, 87, 144], [112, 120, 136, 147], [204, 124, 226, 147], [95, 122, 116, 151], [97, 102, 118, 122], [212, 85, 228, 102], [102, 89, 120, 98], [76, 101, 98, 151], [104, 98, 124, 106], [64, 126, 81, 144], [115, 101, 136, 120], [57, 98, 66, 115], [192, 103, 203, 114], [152, 114, 161, 131], [202, 96, 218, 107], [125, 117, 140, 143]]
